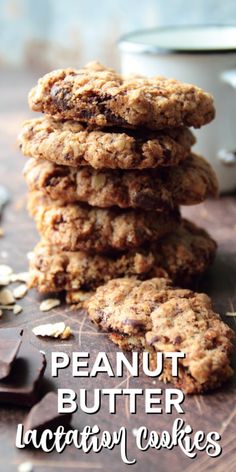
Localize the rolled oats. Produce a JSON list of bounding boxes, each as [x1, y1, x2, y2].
[[0, 288, 15, 305], [13, 284, 28, 299], [13, 304, 23, 315], [11, 272, 30, 283], [39, 298, 60, 312], [32, 321, 71, 339]]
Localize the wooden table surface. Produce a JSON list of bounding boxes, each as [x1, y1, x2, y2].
[[0, 70, 236, 472]]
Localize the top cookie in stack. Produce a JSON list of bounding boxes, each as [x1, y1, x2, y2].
[[19, 62, 218, 295], [28, 62, 214, 129]]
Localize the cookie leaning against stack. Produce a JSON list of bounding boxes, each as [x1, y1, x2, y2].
[[18, 61, 218, 296], [85, 277, 235, 394]]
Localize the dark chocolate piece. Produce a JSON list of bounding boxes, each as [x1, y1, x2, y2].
[[0, 328, 23, 379], [0, 342, 46, 407], [123, 319, 146, 329], [24, 392, 72, 434]]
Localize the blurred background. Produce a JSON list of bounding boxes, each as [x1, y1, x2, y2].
[[0, 0, 236, 194], [1, 0, 236, 71]]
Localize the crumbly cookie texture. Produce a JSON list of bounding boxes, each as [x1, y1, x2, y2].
[[29, 241, 165, 293], [27, 192, 180, 253], [85, 277, 234, 393], [151, 218, 217, 284], [28, 62, 215, 129], [19, 117, 194, 169], [65, 290, 94, 307], [28, 219, 216, 293], [24, 153, 218, 210]]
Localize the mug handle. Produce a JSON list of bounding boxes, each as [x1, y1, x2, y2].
[[218, 70, 236, 165]]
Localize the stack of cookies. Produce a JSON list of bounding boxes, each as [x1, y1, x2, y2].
[[18, 62, 218, 302]]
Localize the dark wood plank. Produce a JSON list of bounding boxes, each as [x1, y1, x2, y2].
[[0, 70, 235, 472]]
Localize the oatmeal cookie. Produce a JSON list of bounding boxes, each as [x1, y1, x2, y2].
[[85, 277, 234, 393], [24, 154, 218, 210], [28, 219, 216, 293], [28, 62, 215, 129], [27, 192, 180, 252], [28, 241, 165, 293], [151, 219, 217, 284], [19, 117, 194, 169]]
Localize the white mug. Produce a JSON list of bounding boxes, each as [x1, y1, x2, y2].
[[118, 25, 236, 193]]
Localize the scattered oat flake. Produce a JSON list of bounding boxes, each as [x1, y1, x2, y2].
[[0, 275, 11, 286], [0, 265, 12, 286], [0, 264, 13, 276], [18, 462, 34, 472], [0, 228, 4, 237], [0, 266, 11, 276], [13, 304, 23, 315], [0, 304, 16, 311], [32, 321, 72, 339], [0, 288, 15, 305], [13, 284, 28, 299], [11, 272, 30, 283], [39, 298, 60, 312], [225, 312, 236, 317]]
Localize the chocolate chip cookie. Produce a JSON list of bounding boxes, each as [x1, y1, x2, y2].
[[28, 62, 215, 129], [19, 117, 194, 169], [85, 277, 234, 393], [24, 153, 218, 210], [27, 192, 180, 253], [28, 219, 216, 293]]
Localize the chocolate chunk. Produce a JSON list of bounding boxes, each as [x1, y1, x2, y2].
[[147, 334, 160, 346], [163, 147, 172, 158], [0, 328, 23, 379], [24, 392, 72, 434], [0, 342, 46, 407], [124, 318, 146, 329], [146, 334, 170, 346], [78, 109, 93, 120], [51, 84, 74, 112], [173, 335, 182, 345], [134, 192, 161, 210]]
